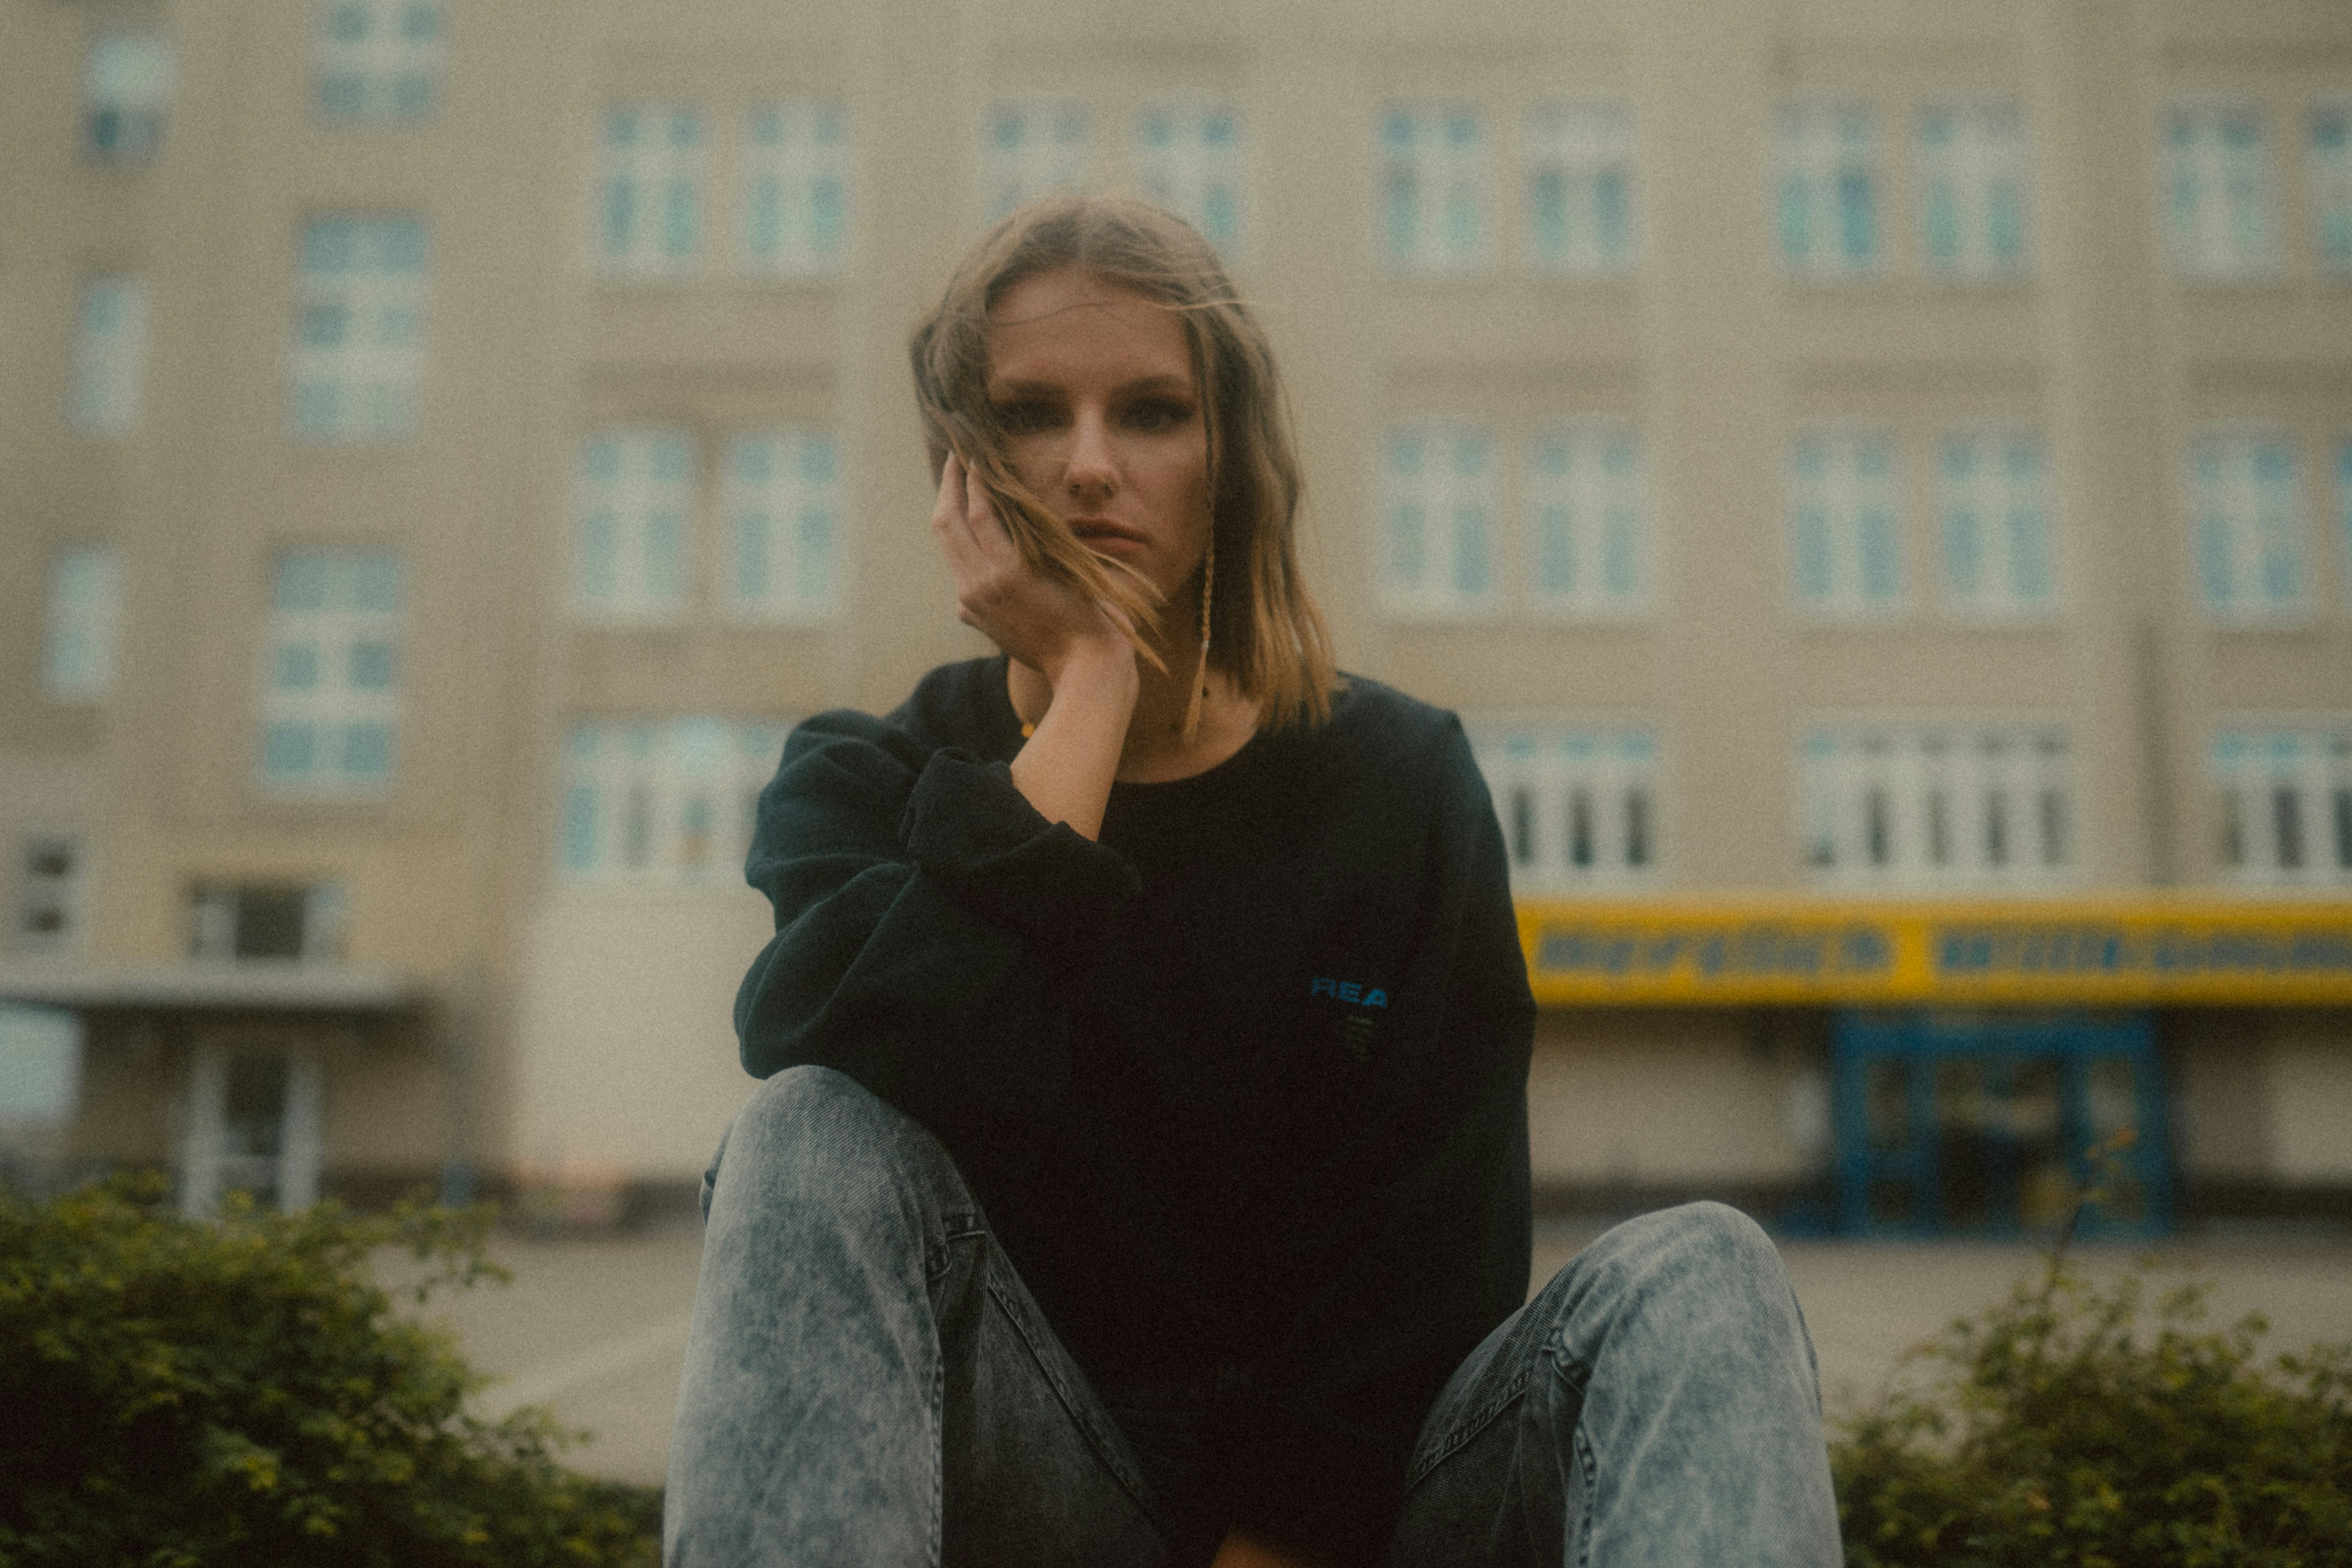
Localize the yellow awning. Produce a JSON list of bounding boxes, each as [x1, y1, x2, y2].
[[1516, 897, 2352, 1007]]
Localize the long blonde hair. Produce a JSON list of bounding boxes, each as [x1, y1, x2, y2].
[[909, 195, 1336, 730]]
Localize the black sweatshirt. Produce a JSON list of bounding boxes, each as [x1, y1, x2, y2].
[[734, 656, 1535, 1562]]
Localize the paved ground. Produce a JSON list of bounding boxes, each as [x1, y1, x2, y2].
[[400, 1218, 2352, 1487]]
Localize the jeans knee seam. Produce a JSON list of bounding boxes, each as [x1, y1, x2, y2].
[[1401, 1366, 1530, 1493], [981, 1276, 1170, 1540]]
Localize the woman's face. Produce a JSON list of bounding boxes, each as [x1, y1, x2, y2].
[[985, 265, 1212, 605]]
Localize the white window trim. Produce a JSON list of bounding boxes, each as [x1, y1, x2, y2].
[[1526, 421, 1651, 623], [1933, 426, 2061, 622], [1788, 429, 1909, 621], [1373, 420, 1505, 624], [2209, 717, 2352, 891], [1465, 713, 1668, 891], [2184, 424, 2314, 626], [1795, 715, 2082, 893]]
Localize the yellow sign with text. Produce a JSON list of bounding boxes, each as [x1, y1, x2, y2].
[[1516, 899, 2352, 1007]]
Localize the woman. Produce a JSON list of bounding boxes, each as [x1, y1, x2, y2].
[[664, 197, 1840, 1568]]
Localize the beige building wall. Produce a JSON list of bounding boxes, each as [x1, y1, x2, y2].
[[3, 0, 2348, 1209]]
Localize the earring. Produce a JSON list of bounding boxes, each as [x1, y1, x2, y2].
[[1180, 531, 1214, 743]]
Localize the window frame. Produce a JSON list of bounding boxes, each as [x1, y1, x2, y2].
[[82, 31, 172, 165], [255, 549, 406, 799], [557, 717, 792, 890], [42, 545, 121, 703], [2208, 721, 2352, 889], [1523, 101, 1636, 276], [1379, 104, 1490, 275], [2162, 99, 2282, 282], [596, 103, 708, 279], [717, 429, 842, 625], [1464, 715, 1668, 891], [1787, 428, 1908, 620], [1774, 100, 1884, 279], [2183, 425, 2313, 625], [1797, 718, 2081, 891], [1526, 421, 1650, 622], [312, 0, 446, 124], [1914, 100, 2031, 279], [1933, 427, 2060, 620], [1373, 420, 1505, 622]]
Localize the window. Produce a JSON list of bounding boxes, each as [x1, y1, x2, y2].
[[985, 100, 1091, 221], [14, 836, 86, 955], [2164, 104, 2278, 279], [188, 883, 347, 962], [2340, 440, 2352, 609], [1775, 103, 1880, 276], [560, 718, 789, 885], [84, 33, 171, 163], [721, 431, 839, 622], [1133, 106, 1243, 256], [1468, 722, 1660, 889], [1381, 108, 1485, 272], [1936, 432, 2055, 616], [179, 1047, 324, 1214], [574, 431, 692, 618], [2212, 726, 2352, 887], [599, 105, 705, 277], [43, 546, 120, 701], [2188, 431, 2308, 620], [314, 0, 444, 122], [1530, 426, 1646, 618], [70, 277, 149, 436], [1917, 103, 2028, 277], [0, 1006, 82, 1129], [1377, 425, 1498, 618], [743, 101, 847, 275], [1789, 432, 1903, 615], [258, 550, 403, 795], [1801, 724, 2075, 888], [289, 215, 428, 443], [1526, 104, 1633, 273], [2313, 104, 2352, 274]]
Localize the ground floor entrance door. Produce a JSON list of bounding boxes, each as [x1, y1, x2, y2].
[[1831, 1010, 2171, 1239]]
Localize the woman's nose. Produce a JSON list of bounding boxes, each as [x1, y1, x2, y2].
[[1063, 409, 1117, 501]]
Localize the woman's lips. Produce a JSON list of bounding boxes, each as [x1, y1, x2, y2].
[[1070, 519, 1148, 555]]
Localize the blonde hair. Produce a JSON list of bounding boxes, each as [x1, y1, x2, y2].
[[909, 195, 1336, 730]]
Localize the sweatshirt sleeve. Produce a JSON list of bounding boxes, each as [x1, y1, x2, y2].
[[1221, 719, 1536, 1561], [732, 708, 1141, 1186]]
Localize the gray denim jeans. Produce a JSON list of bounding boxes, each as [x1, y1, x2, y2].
[[664, 1067, 1841, 1568]]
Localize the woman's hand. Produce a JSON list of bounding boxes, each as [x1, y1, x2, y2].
[[934, 453, 1135, 839], [932, 453, 1131, 685]]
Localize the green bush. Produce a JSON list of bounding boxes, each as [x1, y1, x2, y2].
[[0, 1178, 659, 1568], [1832, 1259, 2352, 1567]]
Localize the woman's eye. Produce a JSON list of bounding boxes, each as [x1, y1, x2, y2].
[[1125, 399, 1194, 432], [993, 401, 1060, 432]]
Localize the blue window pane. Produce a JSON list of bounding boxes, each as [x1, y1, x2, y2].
[[1384, 112, 1416, 149], [1385, 171, 1420, 261], [1453, 509, 1491, 596], [352, 553, 401, 611], [2196, 512, 2234, 608], [816, 107, 844, 145], [992, 111, 1024, 150], [1593, 169, 1629, 262], [348, 641, 397, 689], [582, 435, 621, 484], [1531, 169, 1568, 260], [1201, 183, 1237, 246], [750, 106, 782, 146], [645, 509, 683, 601], [1390, 504, 1427, 586], [1987, 181, 2025, 264], [810, 177, 845, 254], [648, 436, 692, 484], [1922, 180, 1959, 265], [290, 382, 340, 437], [602, 179, 636, 256], [262, 722, 316, 778], [1836, 172, 1878, 264], [604, 108, 639, 148], [327, 4, 368, 41], [1202, 113, 1234, 148], [1794, 506, 1831, 600], [317, 74, 365, 118], [1858, 507, 1900, 600], [734, 511, 771, 600], [1538, 507, 1575, 594], [303, 220, 356, 274], [274, 643, 320, 689], [343, 722, 393, 779], [1388, 433, 1423, 478], [1443, 183, 1479, 258], [1139, 112, 1172, 148], [801, 438, 836, 484], [400, 3, 441, 42], [1943, 507, 1984, 596], [1445, 111, 1477, 149], [732, 437, 773, 484], [2007, 508, 2053, 602], [275, 554, 328, 611], [1778, 177, 1811, 261], [1601, 506, 1640, 598], [661, 177, 698, 258], [377, 218, 426, 273], [747, 174, 782, 257], [577, 508, 618, 601], [665, 109, 702, 149], [391, 74, 435, 120], [300, 305, 348, 347], [798, 508, 834, 602], [562, 783, 599, 872]]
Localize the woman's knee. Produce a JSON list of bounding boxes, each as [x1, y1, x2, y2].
[[711, 1066, 967, 1228]]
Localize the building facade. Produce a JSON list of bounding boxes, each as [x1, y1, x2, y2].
[[3, 0, 2348, 1231]]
